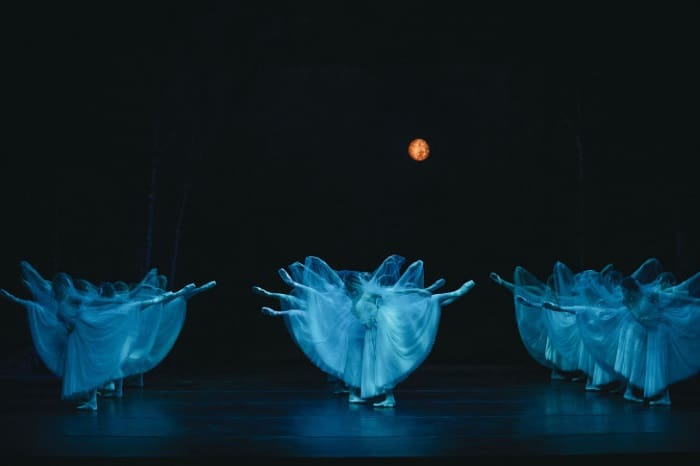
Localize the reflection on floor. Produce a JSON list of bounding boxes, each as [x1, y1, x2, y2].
[[2, 363, 699, 465]]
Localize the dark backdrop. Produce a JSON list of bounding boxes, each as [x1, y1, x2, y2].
[[2, 3, 698, 374]]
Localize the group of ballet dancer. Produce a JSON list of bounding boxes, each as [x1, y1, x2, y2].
[[490, 257, 700, 406], [1, 254, 476, 410], [253, 254, 476, 408], [2, 253, 699, 411], [0, 261, 216, 411]]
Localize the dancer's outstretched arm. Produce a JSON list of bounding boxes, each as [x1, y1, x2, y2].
[[139, 281, 216, 309], [489, 272, 515, 292], [277, 268, 336, 304], [138, 283, 197, 310], [252, 286, 305, 308], [0, 289, 33, 308], [277, 268, 317, 294], [542, 300, 578, 315], [515, 294, 542, 310], [183, 280, 217, 300], [666, 270, 700, 297], [425, 278, 446, 293], [434, 280, 475, 306], [261, 306, 305, 318], [20, 261, 51, 290]]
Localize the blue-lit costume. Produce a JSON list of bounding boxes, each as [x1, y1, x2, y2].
[[0, 261, 215, 410], [253, 254, 475, 407]]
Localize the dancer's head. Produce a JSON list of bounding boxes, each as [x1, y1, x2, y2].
[[343, 271, 370, 300], [99, 282, 116, 298], [620, 277, 642, 308], [600, 268, 623, 292], [74, 279, 94, 295], [113, 281, 129, 294], [51, 273, 74, 302], [655, 272, 677, 290]]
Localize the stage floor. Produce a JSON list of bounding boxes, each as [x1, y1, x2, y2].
[[2, 363, 700, 464]]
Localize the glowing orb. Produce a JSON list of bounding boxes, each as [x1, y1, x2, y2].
[[408, 138, 430, 162]]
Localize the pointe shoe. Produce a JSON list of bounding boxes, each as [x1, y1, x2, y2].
[[76, 401, 97, 411], [348, 391, 366, 404], [649, 390, 671, 406], [623, 386, 644, 403], [373, 392, 396, 408], [585, 381, 602, 392]]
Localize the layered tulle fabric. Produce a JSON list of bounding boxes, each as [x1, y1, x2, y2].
[[17, 262, 189, 400], [273, 255, 449, 398], [117, 277, 188, 378], [497, 257, 700, 399], [548, 258, 700, 398], [545, 262, 622, 386], [576, 282, 700, 398], [24, 300, 66, 376], [508, 266, 577, 371], [281, 256, 361, 382]]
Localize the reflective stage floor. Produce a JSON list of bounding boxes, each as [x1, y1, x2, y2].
[[1, 363, 699, 465]]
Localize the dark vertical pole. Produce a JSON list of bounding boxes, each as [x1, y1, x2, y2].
[[144, 126, 159, 275], [574, 88, 586, 269], [562, 84, 586, 270], [168, 101, 198, 290], [52, 199, 61, 276], [169, 178, 190, 289], [134, 126, 160, 389]]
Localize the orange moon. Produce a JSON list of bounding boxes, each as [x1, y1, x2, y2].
[[408, 138, 430, 161]]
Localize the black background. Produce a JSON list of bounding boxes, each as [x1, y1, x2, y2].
[[2, 3, 698, 374]]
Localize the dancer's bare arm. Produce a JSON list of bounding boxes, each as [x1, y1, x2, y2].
[[425, 278, 446, 293], [20, 261, 51, 290], [542, 300, 578, 314], [138, 283, 198, 310], [261, 306, 305, 318], [183, 281, 217, 299], [434, 280, 475, 306], [515, 294, 541, 309], [252, 286, 305, 308], [277, 268, 335, 304], [278, 268, 317, 294], [489, 272, 515, 292], [0, 289, 32, 307]]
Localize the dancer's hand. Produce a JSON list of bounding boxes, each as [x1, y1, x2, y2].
[[203, 280, 217, 289], [174, 283, 197, 299], [194, 281, 217, 294], [179, 281, 216, 300], [278, 268, 294, 286], [252, 285, 272, 297], [261, 306, 282, 316], [489, 272, 503, 285], [0, 289, 21, 304], [460, 280, 476, 294]]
